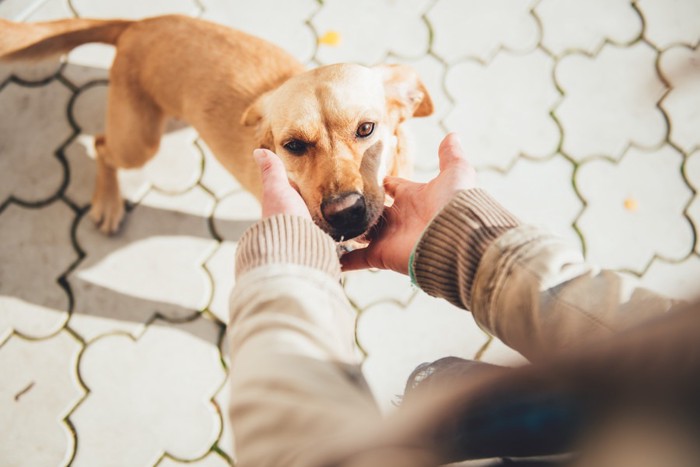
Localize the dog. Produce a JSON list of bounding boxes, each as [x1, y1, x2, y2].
[[0, 15, 433, 241]]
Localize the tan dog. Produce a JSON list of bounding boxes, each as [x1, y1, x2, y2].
[[0, 15, 433, 240]]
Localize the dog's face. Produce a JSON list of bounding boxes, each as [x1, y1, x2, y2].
[[242, 63, 433, 241]]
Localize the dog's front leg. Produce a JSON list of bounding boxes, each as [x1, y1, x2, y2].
[[89, 135, 125, 235]]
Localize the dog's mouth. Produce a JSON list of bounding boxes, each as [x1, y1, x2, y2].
[[313, 198, 383, 243]]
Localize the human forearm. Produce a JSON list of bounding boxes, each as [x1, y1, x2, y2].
[[411, 190, 675, 360], [229, 215, 378, 466]]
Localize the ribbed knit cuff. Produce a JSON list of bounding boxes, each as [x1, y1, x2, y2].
[[235, 214, 341, 280], [410, 189, 520, 310]]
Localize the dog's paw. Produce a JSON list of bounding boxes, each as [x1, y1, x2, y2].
[[89, 197, 125, 235]]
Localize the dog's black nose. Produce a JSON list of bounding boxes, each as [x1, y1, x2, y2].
[[321, 192, 368, 240]]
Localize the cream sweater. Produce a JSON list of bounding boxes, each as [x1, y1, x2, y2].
[[227, 189, 673, 466]]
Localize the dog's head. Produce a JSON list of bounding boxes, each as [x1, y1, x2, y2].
[[241, 63, 433, 241]]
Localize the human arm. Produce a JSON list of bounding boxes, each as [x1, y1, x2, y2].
[[342, 134, 675, 361], [227, 150, 379, 467]]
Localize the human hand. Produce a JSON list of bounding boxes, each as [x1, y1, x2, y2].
[[341, 133, 476, 275], [253, 148, 311, 220]]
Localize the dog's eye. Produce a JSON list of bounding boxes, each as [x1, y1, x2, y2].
[[283, 139, 308, 155], [356, 122, 375, 138]]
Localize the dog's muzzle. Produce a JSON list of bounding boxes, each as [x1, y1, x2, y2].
[[321, 192, 369, 241]]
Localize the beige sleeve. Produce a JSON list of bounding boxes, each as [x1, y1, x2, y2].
[[411, 189, 675, 361], [228, 215, 379, 467]]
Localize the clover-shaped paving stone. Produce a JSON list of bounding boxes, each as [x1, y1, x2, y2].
[[637, 0, 700, 49], [660, 45, 700, 154], [576, 145, 693, 273], [478, 155, 582, 249], [71, 318, 225, 466], [358, 293, 488, 412], [204, 241, 239, 324], [0, 331, 84, 466], [427, 0, 539, 63], [71, 0, 201, 19], [535, 0, 641, 56], [202, 0, 318, 64], [445, 49, 560, 170], [312, 0, 431, 65], [555, 42, 667, 162], [0, 202, 77, 341], [68, 188, 217, 340], [212, 190, 261, 242], [343, 270, 416, 312], [0, 81, 73, 205]]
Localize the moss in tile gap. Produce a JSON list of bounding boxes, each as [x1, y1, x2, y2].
[[566, 160, 588, 259], [212, 443, 236, 466], [528, 5, 546, 52], [630, 0, 648, 45], [62, 327, 93, 467], [421, 10, 435, 52], [473, 334, 493, 362]]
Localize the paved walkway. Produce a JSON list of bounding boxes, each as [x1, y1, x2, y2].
[[1, 0, 698, 465]]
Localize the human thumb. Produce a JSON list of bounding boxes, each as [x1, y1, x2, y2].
[[437, 132, 467, 172], [254, 148, 288, 190]]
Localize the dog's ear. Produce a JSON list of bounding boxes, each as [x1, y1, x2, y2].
[[241, 91, 274, 127], [375, 64, 434, 121], [241, 91, 275, 149]]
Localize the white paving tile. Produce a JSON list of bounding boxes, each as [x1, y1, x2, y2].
[[477, 155, 583, 248], [0, 81, 72, 204], [659, 45, 700, 153], [0, 202, 76, 341], [211, 190, 261, 242], [358, 292, 488, 412], [202, 0, 317, 64], [63, 47, 114, 87], [576, 145, 693, 273], [204, 241, 238, 324], [427, 0, 539, 63], [633, 255, 700, 302], [444, 49, 560, 170], [68, 189, 217, 341], [0, 331, 84, 466], [71, 0, 201, 19], [555, 42, 667, 161], [312, 0, 431, 65], [343, 269, 416, 312], [637, 0, 700, 49], [535, 0, 642, 56], [143, 125, 204, 194], [71, 318, 225, 466]]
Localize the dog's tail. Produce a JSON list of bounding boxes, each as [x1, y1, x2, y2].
[[0, 18, 134, 61]]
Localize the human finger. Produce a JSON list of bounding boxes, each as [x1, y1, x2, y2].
[[437, 132, 468, 171], [254, 148, 289, 192], [254, 148, 310, 219]]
